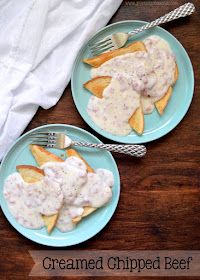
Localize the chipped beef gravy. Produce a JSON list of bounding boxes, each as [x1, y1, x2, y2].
[[87, 35, 176, 136], [3, 156, 114, 232]]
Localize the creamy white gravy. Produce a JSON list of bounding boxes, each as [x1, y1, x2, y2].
[[3, 156, 114, 232], [88, 78, 140, 135], [87, 35, 176, 135]]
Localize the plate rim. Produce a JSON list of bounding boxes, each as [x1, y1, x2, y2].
[[0, 124, 120, 247], [71, 19, 194, 144]]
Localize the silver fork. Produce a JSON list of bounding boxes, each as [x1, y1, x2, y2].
[[29, 132, 147, 157], [90, 2, 195, 56]]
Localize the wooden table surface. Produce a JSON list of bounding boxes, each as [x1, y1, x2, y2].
[[1, 0, 200, 279]]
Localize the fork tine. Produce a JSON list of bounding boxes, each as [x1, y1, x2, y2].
[[31, 138, 56, 142], [29, 132, 58, 148], [29, 135, 56, 140], [90, 36, 111, 48], [30, 132, 56, 136], [31, 132, 49, 134], [92, 42, 114, 50], [30, 140, 56, 146], [29, 136, 48, 139], [90, 41, 114, 53], [91, 44, 116, 56], [91, 46, 114, 57], [90, 38, 112, 50], [29, 132, 57, 140], [31, 140, 49, 145]]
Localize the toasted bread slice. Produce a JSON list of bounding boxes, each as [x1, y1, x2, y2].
[[16, 165, 58, 233], [29, 145, 64, 232], [66, 149, 96, 223], [16, 165, 44, 183], [42, 215, 58, 233], [30, 144, 63, 166], [84, 76, 112, 98], [83, 41, 146, 68], [30, 145, 96, 225], [174, 64, 179, 83], [66, 149, 94, 173], [72, 207, 96, 224], [155, 64, 178, 115], [83, 76, 144, 134], [155, 86, 173, 115], [128, 105, 144, 135]]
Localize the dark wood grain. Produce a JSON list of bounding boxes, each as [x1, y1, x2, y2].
[[1, 0, 200, 279]]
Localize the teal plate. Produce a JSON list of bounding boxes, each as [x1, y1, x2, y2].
[[0, 124, 120, 247], [71, 20, 194, 143]]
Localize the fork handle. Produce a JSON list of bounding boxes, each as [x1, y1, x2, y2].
[[128, 2, 195, 36], [72, 141, 146, 157]]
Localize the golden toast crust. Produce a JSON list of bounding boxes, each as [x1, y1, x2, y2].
[[16, 165, 44, 183], [16, 165, 44, 175], [174, 64, 179, 83], [66, 149, 94, 173], [128, 106, 144, 135], [83, 41, 146, 68], [155, 86, 173, 115], [84, 76, 112, 99], [30, 145, 64, 166], [42, 214, 59, 233], [155, 64, 179, 115]]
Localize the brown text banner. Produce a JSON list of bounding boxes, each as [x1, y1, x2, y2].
[[29, 250, 200, 276]]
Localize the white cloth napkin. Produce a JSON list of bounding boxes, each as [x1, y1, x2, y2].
[[0, 0, 122, 160]]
